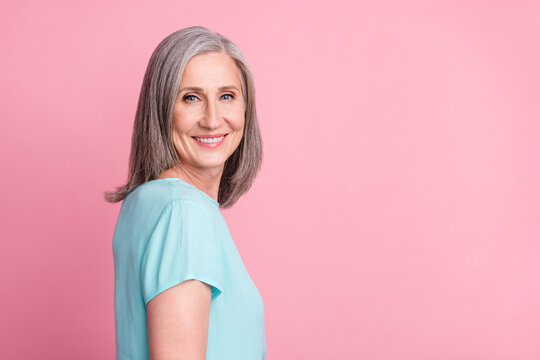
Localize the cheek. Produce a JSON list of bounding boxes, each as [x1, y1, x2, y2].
[[229, 108, 245, 130], [172, 110, 196, 135]]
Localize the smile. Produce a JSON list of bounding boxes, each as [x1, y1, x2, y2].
[[191, 133, 228, 148]]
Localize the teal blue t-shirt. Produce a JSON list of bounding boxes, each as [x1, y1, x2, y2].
[[113, 178, 267, 359]]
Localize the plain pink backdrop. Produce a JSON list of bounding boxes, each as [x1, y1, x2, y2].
[[1, 1, 539, 359]]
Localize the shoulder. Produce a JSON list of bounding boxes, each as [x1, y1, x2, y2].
[[127, 179, 217, 219]]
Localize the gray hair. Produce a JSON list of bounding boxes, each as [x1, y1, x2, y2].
[[103, 26, 262, 208]]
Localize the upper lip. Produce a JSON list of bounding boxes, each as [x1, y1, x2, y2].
[[192, 133, 228, 139]]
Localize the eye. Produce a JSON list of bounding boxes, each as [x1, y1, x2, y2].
[[183, 94, 199, 102], [221, 93, 234, 100]]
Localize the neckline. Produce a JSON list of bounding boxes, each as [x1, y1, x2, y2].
[[141, 178, 220, 207]]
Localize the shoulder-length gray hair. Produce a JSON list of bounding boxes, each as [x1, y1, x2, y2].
[[103, 26, 262, 209]]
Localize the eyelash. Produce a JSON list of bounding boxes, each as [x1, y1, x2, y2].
[[183, 93, 235, 102]]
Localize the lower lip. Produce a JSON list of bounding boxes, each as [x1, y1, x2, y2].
[[192, 134, 228, 148]]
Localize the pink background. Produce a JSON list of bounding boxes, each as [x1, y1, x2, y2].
[[1, 1, 539, 359]]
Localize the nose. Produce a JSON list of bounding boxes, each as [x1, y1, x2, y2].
[[199, 97, 221, 130]]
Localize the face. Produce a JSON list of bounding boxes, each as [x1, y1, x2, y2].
[[171, 51, 245, 176]]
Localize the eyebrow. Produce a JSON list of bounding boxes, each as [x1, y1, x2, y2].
[[178, 85, 241, 93]]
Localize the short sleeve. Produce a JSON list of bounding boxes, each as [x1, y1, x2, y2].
[[140, 198, 223, 306]]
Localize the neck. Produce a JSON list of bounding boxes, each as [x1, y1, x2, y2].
[[167, 164, 222, 202]]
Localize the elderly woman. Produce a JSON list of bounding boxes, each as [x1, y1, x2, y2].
[[104, 26, 266, 360]]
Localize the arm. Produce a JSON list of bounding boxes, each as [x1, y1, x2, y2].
[[147, 279, 213, 360]]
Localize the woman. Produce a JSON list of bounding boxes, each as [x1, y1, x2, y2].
[[104, 26, 266, 360]]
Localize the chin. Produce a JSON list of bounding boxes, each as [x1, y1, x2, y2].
[[195, 158, 228, 169]]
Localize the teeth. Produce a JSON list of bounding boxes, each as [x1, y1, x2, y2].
[[195, 135, 224, 143]]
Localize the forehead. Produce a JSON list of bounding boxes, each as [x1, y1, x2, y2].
[[180, 51, 241, 88]]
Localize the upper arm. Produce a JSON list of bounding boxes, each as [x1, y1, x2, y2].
[[147, 279, 212, 360], [140, 199, 224, 359]]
